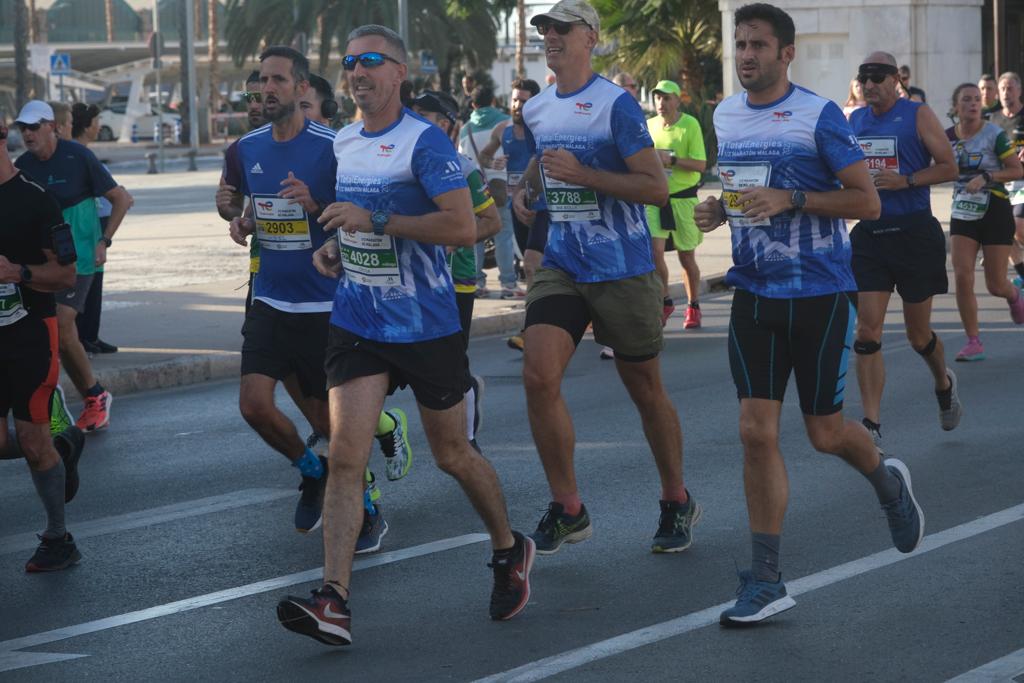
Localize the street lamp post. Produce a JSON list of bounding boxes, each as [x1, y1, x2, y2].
[[184, 0, 199, 171]]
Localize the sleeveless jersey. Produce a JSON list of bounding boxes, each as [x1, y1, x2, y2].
[[714, 83, 863, 298], [330, 109, 468, 343], [521, 73, 655, 283], [237, 120, 338, 312], [849, 98, 931, 217]]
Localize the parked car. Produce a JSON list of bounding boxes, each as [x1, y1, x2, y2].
[[98, 103, 181, 142]]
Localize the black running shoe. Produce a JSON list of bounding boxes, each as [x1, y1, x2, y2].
[[53, 426, 85, 503], [529, 502, 592, 555], [25, 533, 81, 572], [93, 339, 118, 354], [651, 494, 702, 553], [295, 456, 327, 533], [489, 531, 536, 621], [277, 584, 351, 646]]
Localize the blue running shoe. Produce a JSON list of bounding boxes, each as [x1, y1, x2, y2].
[[355, 505, 388, 554], [881, 458, 925, 553], [720, 570, 796, 626], [294, 456, 327, 534]]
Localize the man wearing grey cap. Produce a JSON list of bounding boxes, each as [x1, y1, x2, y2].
[[15, 100, 133, 434], [511, 0, 701, 560]]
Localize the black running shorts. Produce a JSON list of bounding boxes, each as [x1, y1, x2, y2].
[[526, 210, 549, 254], [240, 299, 329, 400], [729, 290, 856, 416], [0, 316, 59, 424], [324, 325, 471, 411], [850, 211, 949, 304], [950, 195, 1015, 246]]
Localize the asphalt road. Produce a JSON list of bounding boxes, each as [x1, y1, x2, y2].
[[1, 287, 1022, 681]]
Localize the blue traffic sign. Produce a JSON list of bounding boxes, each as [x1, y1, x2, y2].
[[50, 53, 72, 75]]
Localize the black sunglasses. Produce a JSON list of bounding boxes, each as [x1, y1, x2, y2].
[[342, 52, 401, 71], [16, 122, 44, 132], [242, 91, 261, 103], [856, 73, 890, 85], [536, 20, 588, 36]]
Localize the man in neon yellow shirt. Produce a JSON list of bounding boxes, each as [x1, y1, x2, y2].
[[645, 80, 707, 328]]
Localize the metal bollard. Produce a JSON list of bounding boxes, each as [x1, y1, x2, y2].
[[130, 123, 139, 144], [186, 148, 197, 172], [153, 121, 162, 143], [174, 120, 182, 144], [145, 151, 158, 174]]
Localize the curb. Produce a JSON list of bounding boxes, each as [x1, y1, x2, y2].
[[65, 271, 731, 399]]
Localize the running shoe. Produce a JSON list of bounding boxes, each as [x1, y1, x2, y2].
[[355, 505, 388, 554], [651, 494, 703, 553], [684, 306, 702, 329], [661, 301, 676, 327], [25, 533, 81, 572], [295, 455, 327, 533], [471, 374, 485, 437], [489, 531, 536, 621], [277, 584, 351, 646], [529, 502, 593, 555], [1010, 290, 1024, 324], [861, 418, 882, 450], [507, 334, 525, 352], [53, 426, 85, 503], [955, 337, 985, 362], [474, 287, 491, 299], [377, 408, 412, 481], [937, 369, 963, 431], [881, 457, 924, 553], [50, 384, 73, 436], [719, 570, 796, 626], [599, 346, 614, 360], [305, 432, 329, 459], [75, 390, 112, 432], [501, 285, 526, 299], [92, 339, 118, 354]]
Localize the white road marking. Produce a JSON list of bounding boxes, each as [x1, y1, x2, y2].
[[0, 489, 294, 554], [476, 503, 1024, 683], [0, 533, 489, 672], [947, 647, 1024, 682], [0, 652, 88, 672]]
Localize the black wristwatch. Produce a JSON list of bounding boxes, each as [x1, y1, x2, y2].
[[790, 190, 807, 211], [669, 153, 677, 167], [20, 265, 32, 283], [981, 170, 993, 183], [906, 173, 916, 188], [99, 235, 112, 247]]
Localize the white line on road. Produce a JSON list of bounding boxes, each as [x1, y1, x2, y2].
[[0, 652, 88, 673], [0, 533, 489, 666], [476, 503, 1024, 683], [0, 488, 295, 554], [947, 647, 1024, 682]]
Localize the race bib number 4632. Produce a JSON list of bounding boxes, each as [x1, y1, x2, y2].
[[719, 161, 772, 228], [252, 194, 312, 251]]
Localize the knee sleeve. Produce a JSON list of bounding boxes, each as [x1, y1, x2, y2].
[[853, 339, 881, 355], [913, 331, 937, 357]]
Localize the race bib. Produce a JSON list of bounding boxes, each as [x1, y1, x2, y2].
[[507, 172, 524, 189], [1007, 180, 1024, 206], [337, 231, 402, 287], [252, 195, 312, 251], [858, 136, 900, 176], [541, 166, 600, 222], [719, 161, 772, 228], [0, 283, 28, 327], [951, 185, 990, 221]]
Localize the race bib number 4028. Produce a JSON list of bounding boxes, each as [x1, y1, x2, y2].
[[337, 231, 402, 287]]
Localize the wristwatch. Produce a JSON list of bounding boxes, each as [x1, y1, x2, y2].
[[19, 265, 32, 283], [790, 190, 807, 211], [906, 173, 916, 188], [981, 170, 993, 183], [669, 153, 678, 167], [371, 209, 390, 236], [99, 235, 112, 247]]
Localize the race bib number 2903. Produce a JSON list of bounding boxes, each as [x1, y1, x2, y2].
[[252, 194, 312, 251]]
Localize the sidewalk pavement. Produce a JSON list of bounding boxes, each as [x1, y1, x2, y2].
[[62, 184, 958, 399]]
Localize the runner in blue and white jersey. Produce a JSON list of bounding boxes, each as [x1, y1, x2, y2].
[[848, 52, 963, 444], [276, 25, 534, 647], [693, 3, 923, 626], [509, 0, 701, 560]]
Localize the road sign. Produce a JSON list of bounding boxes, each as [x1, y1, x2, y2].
[[50, 53, 71, 75], [419, 50, 437, 75]]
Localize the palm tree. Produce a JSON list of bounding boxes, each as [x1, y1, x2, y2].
[[105, 0, 114, 42], [14, 0, 29, 108], [209, 0, 220, 111]]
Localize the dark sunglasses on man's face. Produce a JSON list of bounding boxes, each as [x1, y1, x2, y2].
[[856, 73, 890, 85], [342, 52, 401, 71], [243, 91, 261, 103], [536, 20, 587, 36], [17, 122, 44, 132]]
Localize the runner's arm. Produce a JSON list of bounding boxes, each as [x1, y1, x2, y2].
[[912, 105, 958, 187], [541, 146, 669, 207], [101, 185, 133, 239], [991, 135, 1024, 183], [512, 157, 541, 225], [474, 202, 501, 242], [0, 249, 75, 292], [735, 159, 880, 222], [477, 123, 506, 169], [319, 188, 476, 247]]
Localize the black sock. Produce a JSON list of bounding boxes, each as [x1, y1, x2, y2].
[[492, 534, 522, 561], [862, 417, 881, 433], [1015, 262, 1024, 279], [751, 532, 781, 582], [86, 383, 104, 398], [865, 460, 902, 504], [663, 297, 673, 307], [689, 301, 700, 309]]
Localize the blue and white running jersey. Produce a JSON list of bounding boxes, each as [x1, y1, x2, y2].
[[521, 74, 655, 283], [714, 84, 863, 298], [237, 119, 338, 312], [330, 109, 468, 343]]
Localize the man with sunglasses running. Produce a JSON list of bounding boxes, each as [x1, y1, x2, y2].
[[848, 53, 962, 447], [510, 0, 701, 557], [276, 25, 534, 647]]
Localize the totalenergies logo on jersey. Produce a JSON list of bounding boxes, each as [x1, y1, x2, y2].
[[256, 200, 274, 212], [719, 169, 736, 181], [574, 101, 593, 115], [378, 143, 396, 157], [771, 110, 792, 122]]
